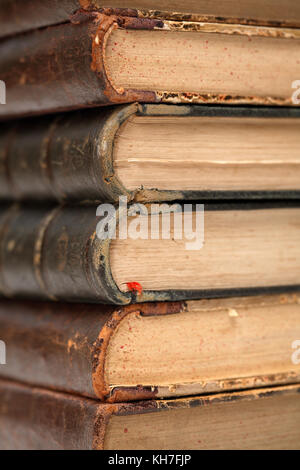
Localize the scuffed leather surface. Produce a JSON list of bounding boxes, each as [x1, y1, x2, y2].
[[0, 19, 120, 119], [0, 379, 99, 450], [0, 0, 79, 38], [0, 378, 159, 450], [0, 204, 131, 304], [0, 106, 134, 202], [0, 300, 183, 400], [0, 300, 114, 398]]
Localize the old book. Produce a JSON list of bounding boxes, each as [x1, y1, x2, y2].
[[0, 295, 299, 402], [1, 13, 300, 119], [0, 202, 300, 304], [1, 1, 300, 39], [1, 105, 300, 202], [0, 379, 299, 449]]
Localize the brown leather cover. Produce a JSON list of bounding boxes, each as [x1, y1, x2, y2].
[[1, 1, 300, 40], [0, 299, 182, 401], [1, 104, 300, 203], [0, 378, 158, 450], [1, 202, 300, 305], [0, 379, 100, 450], [0, 204, 130, 304], [0, 13, 159, 120], [0, 104, 143, 203], [0, 0, 80, 38], [0, 379, 299, 450], [0, 105, 134, 202], [1, 12, 300, 119]]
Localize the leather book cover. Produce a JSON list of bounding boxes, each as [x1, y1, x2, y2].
[[0, 379, 299, 449], [0, 296, 299, 403], [1, 1, 300, 39], [0, 11, 300, 119], [0, 202, 300, 305], [0, 299, 183, 402], [0, 104, 300, 203]]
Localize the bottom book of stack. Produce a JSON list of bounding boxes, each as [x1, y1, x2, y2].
[[1, 380, 299, 450], [0, 295, 299, 449]]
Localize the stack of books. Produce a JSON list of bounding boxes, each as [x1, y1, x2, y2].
[[0, 1, 300, 450]]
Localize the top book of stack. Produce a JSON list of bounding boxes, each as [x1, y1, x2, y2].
[[0, 2, 300, 118], [1, 1, 300, 39]]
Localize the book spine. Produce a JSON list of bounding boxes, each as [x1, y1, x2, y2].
[[0, 204, 132, 304], [0, 378, 161, 450], [0, 299, 183, 400], [0, 300, 112, 398], [0, 379, 102, 450], [0, 14, 158, 119], [0, 378, 152, 450], [0, 105, 137, 202]]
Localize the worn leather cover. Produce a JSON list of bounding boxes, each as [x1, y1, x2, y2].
[[0, 204, 125, 304], [0, 378, 159, 450], [0, 202, 300, 305], [1, 12, 300, 119], [0, 0, 79, 38], [0, 299, 182, 401], [1, 1, 300, 39], [0, 379, 100, 450], [0, 105, 131, 203], [0, 379, 299, 450], [1, 104, 300, 203], [0, 13, 160, 120]]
